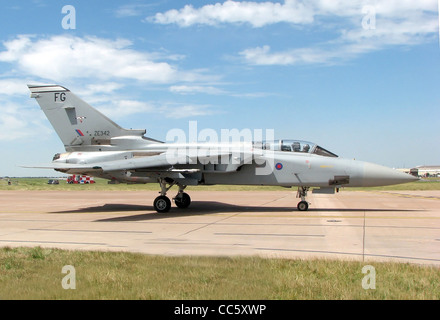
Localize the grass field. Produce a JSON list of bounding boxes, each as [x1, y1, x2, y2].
[[1, 247, 439, 300], [1, 177, 439, 191]]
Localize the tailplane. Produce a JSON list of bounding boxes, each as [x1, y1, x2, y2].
[[28, 85, 148, 151]]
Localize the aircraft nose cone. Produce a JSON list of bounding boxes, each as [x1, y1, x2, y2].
[[361, 162, 419, 187]]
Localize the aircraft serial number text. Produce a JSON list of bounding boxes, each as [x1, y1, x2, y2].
[[94, 131, 110, 136]]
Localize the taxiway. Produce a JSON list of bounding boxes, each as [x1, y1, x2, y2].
[[0, 190, 439, 265]]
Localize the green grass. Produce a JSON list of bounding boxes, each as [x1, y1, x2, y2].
[[0, 247, 439, 300], [1, 177, 439, 191], [0, 177, 287, 191]]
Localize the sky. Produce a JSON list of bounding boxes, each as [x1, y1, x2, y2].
[[0, 0, 439, 177]]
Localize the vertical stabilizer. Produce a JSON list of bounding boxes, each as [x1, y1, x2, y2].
[[28, 85, 146, 151]]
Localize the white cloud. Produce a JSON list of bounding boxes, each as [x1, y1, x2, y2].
[[240, 44, 345, 65], [75, 82, 124, 100], [169, 85, 226, 95], [151, 0, 438, 28], [115, 3, 159, 18], [0, 78, 29, 95], [0, 78, 48, 141], [0, 113, 29, 140], [162, 104, 214, 119], [169, 84, 272, 98], [98, 99, 214, 119], [237, 0, 438, 65], [150, 0, 315, 27], [115, 4, 145, 18], [373, 0, 437, 17], [150, 0, 438, 66], [0, 35, 32, 63], [0, 35, 205, 83], [96, 99, 155, 119], [0, 99, 52, 141]]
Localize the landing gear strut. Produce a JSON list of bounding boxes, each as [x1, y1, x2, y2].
[[153, 178, 191, 213], [296, 186, 310, 211]]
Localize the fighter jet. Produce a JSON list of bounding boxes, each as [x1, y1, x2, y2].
[[27, 85, 418, 212]]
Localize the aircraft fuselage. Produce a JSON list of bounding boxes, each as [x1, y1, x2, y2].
[[53, 140, 416, 189]]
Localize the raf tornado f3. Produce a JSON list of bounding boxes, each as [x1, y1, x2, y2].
[[27, 85, 418, 213]]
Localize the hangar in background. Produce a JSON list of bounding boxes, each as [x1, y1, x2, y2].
[[398, 166, 440, 177]]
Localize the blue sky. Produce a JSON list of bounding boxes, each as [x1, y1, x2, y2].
[[0, 0, 439, 176]]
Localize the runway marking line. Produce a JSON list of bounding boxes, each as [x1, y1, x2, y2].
[[366, 190, 440, 201], [29, 228, 152, 234], [215, 232, 325, 237]]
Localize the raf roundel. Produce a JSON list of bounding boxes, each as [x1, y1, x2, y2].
[[275, 163, 283, 170]]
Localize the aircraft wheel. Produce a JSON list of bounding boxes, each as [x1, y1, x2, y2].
[[174, 192, 191, 209], [297, 201, 309, 211], [154, 196, 171, 213]]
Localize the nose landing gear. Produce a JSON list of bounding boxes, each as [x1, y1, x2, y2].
[[296, 186, 310, 211]]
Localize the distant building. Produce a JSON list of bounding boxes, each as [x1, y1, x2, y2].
[[404, 165, 440, 177]]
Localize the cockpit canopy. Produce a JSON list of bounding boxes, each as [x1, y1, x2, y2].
[[253, 140, 338, 157]]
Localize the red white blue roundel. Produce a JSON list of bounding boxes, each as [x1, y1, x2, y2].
[[275, 162, 283, 170]]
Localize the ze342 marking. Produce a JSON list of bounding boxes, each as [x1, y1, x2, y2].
[[94, 130, 110, 136]]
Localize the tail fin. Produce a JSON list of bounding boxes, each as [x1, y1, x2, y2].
[[28, 85, 147, 151]]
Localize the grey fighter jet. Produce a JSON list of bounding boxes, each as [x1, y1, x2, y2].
[[27, 85, 418, 212]]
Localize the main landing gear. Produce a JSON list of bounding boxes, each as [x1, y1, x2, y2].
[[153, 178, 191, 213], [296, 186, 310, 211]]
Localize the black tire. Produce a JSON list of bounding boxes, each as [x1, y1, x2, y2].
[[297, 201, 309, 211], [154, 196, 171, 213], [174, 193, 191, 209]]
